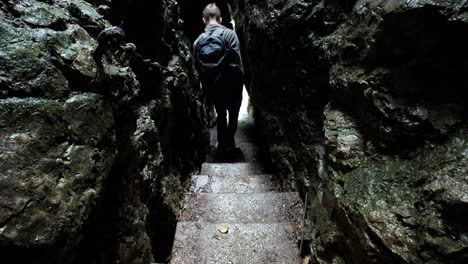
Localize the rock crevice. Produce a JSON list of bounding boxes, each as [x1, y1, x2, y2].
[[1, 0, 468, 263]]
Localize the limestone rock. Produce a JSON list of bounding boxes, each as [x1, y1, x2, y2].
[[0, 94, 115, 261], [0, 0, 210, 263], [230, 0, 468, 263]]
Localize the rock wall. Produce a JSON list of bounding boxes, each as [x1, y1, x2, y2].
[[0, 0, 210, 263], [230, 0, 468, 263]]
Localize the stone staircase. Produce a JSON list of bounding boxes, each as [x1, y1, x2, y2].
[[171, 123, 307, 263]]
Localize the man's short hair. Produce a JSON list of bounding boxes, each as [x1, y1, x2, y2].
[[203, 3, 221, 19]]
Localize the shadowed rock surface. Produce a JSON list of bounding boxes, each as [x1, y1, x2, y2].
[[229, 0, 468, 263], [1, 0, 210, 263]]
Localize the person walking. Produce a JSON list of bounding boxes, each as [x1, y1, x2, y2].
[[193, 3, 244, 156]]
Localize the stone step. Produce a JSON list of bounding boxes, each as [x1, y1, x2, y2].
[[201, 162, 265, 177], [179, 192, 304, 224], [171, 222, 302, 264], [190, 174, 281, 194], [237, 142, 259, 162], [235, 129, 257, 144], [210, 126, 257, 145]]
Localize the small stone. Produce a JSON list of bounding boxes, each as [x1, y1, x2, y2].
[[368, 211, 383, 223], [97, 5, 111, 17], [218, 223, 229, 234]]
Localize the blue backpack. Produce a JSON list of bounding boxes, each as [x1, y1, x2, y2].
[[195, 28, 227, 82]]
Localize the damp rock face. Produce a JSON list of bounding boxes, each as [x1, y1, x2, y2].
[[0, 95, 116, 262], [230, 0, 468, 263], [0, 0, 210, 263]]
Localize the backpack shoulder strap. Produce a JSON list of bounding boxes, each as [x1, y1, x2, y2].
[[214, 28, 227, 47]]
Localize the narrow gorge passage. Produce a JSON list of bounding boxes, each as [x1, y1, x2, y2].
[[1, 0, 467, 264]]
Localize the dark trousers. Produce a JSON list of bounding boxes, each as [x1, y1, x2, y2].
[[208, 67, 243, 149], [214, 96, 242, 148]]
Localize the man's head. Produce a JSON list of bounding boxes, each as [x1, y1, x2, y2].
[[203, 3, 222, 25]]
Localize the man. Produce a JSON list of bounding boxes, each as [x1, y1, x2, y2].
[[193, 3, 244, 155]]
